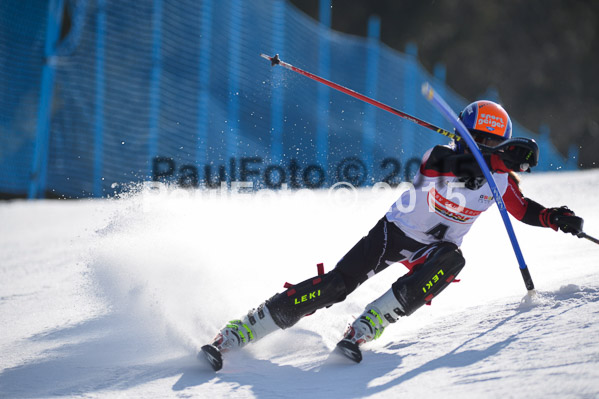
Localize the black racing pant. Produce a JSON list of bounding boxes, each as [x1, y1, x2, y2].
[[265, 216, 438, 329], [334, 216, 428, 295]]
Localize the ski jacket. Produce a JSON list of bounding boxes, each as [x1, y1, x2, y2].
[[386, 145, 551, 246]]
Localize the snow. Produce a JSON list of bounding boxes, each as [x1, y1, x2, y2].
[[1, 170, 599, 398]]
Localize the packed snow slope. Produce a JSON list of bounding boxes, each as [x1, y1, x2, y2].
[[1, 170, 599, 398]]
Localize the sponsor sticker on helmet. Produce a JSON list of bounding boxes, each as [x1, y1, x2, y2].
[[475, 112, 506, 135]]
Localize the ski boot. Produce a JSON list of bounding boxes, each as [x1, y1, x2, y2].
[[336, 289, 403, 363], [200, 303, 279, 371]]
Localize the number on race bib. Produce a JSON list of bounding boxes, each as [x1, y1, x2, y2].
[[426, 223, 449, 240]]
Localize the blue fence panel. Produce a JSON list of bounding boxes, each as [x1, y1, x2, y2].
[[0, 0, 575, 198], [0, 0, 48, 196]]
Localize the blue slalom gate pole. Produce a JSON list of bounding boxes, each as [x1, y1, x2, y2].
[[422, 83, 535, 292]]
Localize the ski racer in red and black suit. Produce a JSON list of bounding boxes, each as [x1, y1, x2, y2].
[[200, 100, 584, 370]]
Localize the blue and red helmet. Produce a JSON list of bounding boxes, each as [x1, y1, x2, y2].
[[455, 100, 512, 153]]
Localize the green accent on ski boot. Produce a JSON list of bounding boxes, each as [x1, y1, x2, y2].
[[364, 309, 385, 340], [226, 320, 254, 343], [241, 323, 254, 341]]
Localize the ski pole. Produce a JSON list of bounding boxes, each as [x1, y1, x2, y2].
[[578, 232, 599, 245], [422, 82, 536, 293], [260, 53, 462, 143]]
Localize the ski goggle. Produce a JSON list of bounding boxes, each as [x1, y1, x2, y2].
[[471, 132, 505, 148]]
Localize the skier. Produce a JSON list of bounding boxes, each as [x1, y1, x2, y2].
[[201, 100, 584, 371]]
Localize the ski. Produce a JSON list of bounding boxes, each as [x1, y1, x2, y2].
[[335, 339, 363, 363], [199, 344, 223, 372]]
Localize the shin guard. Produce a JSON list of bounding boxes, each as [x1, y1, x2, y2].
[[392, 242, 465, 316], [266, 270, 347, 329]]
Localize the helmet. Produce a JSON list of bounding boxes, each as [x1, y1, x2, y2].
[[455, 100, 512, 153]]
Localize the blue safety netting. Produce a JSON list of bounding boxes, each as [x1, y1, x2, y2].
[[0, 0, 48, 196], [0, 0, 576, 198]]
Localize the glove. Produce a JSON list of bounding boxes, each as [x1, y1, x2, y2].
[[540, 206, 584, 235], [490, 138, 539, 173]]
